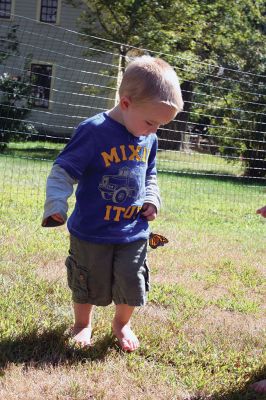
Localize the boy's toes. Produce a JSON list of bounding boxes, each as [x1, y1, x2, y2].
[[120, 338, 131, 351], [70, 326, 92, 348], [119, 337, 139, 352], [112, 321, 140, 352]]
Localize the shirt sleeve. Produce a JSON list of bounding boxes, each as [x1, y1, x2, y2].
[[144, 136, 161, 212], [55, 121, 95, 180], [42, 164, 77, 226]]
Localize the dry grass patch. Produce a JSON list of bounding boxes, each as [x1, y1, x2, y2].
[[0, 359, 187, 400], [183, 305, 266, 348], [149, 227, 265, 276], [141, 303, 170, 324], [36, 260, 66, 283]]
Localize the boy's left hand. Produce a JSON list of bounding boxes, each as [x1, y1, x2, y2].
[[141, 203, 157, 221], [256, 206, 266, 218]]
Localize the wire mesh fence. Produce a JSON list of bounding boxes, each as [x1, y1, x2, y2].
[[0, 13, 265, 243], [0, 12, 265, 398]]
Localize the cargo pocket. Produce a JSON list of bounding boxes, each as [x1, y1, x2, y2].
[[65, 256, 89, 303], [144, 260, 150, 292]]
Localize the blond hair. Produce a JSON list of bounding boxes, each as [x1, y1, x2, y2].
[[119, 56, 183, 112]]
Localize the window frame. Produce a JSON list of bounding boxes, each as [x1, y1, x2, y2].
[[30, 62, 54, 110], [37, 0, 61, 25], [0, 0, 15, 21]]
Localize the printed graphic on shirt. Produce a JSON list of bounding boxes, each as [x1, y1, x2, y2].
[[101, 144, 149, 167], [98, 166, 145, 204], [104, 204, 142, 222]]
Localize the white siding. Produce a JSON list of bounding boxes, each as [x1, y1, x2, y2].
[[0, 0, 116, 139]]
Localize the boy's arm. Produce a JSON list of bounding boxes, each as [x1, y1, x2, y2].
[[42, 164, 77, 227], [144, 173, 161, 213], [144, 138, 161, 214]]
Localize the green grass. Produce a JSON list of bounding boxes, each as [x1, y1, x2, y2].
[[2, 141, 64, 160], [0, 146, 265, 399], [157, 149, 245, 176]]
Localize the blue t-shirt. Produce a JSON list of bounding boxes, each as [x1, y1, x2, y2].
[[55, 112, 158, 244]]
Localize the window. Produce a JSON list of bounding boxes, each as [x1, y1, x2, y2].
[[0, 0, 12, 19], [31, 64, 52, 108], [40, 0, 58, 24]]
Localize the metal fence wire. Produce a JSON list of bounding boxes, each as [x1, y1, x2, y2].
[[0, 14, 265, 237]]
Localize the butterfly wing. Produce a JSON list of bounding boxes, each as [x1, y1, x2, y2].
[[149, 232, 169, 249]]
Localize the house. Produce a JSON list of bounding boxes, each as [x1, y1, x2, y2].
[[0, 0, 115, 139]]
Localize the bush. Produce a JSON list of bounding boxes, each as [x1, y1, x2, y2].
[[0, 72, 37, 151]]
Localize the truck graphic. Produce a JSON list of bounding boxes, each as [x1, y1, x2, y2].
[[98, 167, 141, 203]]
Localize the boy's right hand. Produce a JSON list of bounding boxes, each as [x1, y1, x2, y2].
[[42, 213, 65, 227]]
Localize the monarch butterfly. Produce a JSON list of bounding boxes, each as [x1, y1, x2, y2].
[[149, 232, 169, 249]]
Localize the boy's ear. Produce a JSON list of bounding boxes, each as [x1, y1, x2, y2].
[[120, 96, 131, 110]]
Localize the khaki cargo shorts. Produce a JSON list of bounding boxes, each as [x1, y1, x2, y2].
[[65, 234, 149, 306]]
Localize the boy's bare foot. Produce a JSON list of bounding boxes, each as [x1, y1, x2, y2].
[[71, 326, 92, 347], [250, 379, 266, 394], [112, 320, 139, 352]]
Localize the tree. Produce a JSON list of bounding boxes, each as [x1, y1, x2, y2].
[[66, 0, 179, 66], [0, 72, 35, 151], [0, 24, 19, 64], [65, 0, 201, 149], [0, 25, 35, 151], [184, 0, 266, 177], [66, 0, 265, 176]]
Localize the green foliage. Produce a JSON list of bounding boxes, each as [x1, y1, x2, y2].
[[176, 1, 266, 177], [0, 25, 37, 151], [0, 72, 36, 150], [66, 0, 179, 56], [66, 0, 266, 177], [0, 24, 19, 64]]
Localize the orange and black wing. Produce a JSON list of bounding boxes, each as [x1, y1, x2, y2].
[[149, 232, 169, 249]]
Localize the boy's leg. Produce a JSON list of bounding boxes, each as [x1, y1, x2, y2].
[[72, 302, 94, 346], [66, 235, 114, 346], [112, 239, 148, 352], [112, 304, 139, 352]]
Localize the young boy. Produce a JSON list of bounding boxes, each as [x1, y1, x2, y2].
[[42, 56, 183, 351]]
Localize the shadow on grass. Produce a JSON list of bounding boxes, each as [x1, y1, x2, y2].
[[0, 325, 118, 370], [3, 147, 61, 161], [0, 326, 265, 400]]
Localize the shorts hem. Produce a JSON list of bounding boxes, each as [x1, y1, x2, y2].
[[72, 296, 112, 306], [113, 297, 147, 307]]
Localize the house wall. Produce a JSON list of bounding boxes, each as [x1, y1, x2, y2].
[[0, 0, 116, 139]]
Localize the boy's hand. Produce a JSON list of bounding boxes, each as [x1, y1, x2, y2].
[[42, 213, 65, 227], [256, 206, 266, 218], [141, 203, 157, 221]]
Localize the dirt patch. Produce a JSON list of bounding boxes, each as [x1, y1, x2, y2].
[[36, 260, 65, 282]]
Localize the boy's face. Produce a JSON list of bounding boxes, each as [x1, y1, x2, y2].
[[120, 97, 177, 137]]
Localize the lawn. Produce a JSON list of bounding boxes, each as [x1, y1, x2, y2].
[[0, 143, 265, 400]]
